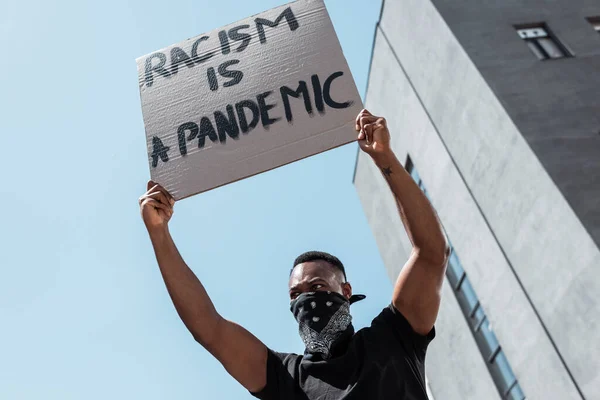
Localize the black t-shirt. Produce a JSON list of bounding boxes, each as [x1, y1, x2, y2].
[[251, 304, 435, 400]]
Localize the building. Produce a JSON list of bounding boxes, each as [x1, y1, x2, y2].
[[353, 1, 600, 399]]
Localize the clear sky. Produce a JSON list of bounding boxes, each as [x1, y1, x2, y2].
[[0, 0, 390, 398]]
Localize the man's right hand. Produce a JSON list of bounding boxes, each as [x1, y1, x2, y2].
[[139, 180, 174, 232], [139, 180, 268, 394]]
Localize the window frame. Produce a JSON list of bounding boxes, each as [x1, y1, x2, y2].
[[489, 351, 519, 397], [587, 16, 600, 33], [515, 23, 572, 60], [446, 249, 466, 289], [506, 381, 526, 400]]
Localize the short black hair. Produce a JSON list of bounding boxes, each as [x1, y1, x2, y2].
[[291, 251, 347, 281]]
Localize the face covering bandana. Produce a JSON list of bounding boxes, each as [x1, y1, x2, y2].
[[290, 291, 366, 359]]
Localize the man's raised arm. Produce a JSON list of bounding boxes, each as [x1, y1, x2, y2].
[[139, 181, 268, 392], [356, 110, 450, 336]]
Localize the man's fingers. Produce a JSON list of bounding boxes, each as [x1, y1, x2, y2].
[[162, 187, 176, 205], [143, 191, 172, 208], [147, 180, 155, 191], [355, 109, 373, 131], [364, 123, 374, 145], [139, 190, 171, 208], [146, 183, 175, 205], [141, 198, 172, 216], [356, 109, 364, 130], [154, 184, 175, 205], [356, 111, 390, 154], [359, 116, 378, 132], [358, 122, 377, 144]]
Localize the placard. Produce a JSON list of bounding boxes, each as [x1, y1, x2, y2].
[[136, 0, 363, 199]]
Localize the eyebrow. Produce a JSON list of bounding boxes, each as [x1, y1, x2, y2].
[[289, 277, 328, 292]]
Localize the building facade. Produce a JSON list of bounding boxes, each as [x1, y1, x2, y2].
[[353, 1, 600, 399]]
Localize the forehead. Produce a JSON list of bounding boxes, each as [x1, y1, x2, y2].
[[289, 261, 340, 288]]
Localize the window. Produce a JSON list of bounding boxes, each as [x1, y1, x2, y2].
[[476, 318, 501, 361], [506, 382, 526, 400], [446, 250, 466, 289], [587, 17, 600, 33], [456, 278, 479, 314], [405, 155, 526, 400], [490, 352, 519, 398], [469, 304, 486, 331], [516, 24, 570, 60]]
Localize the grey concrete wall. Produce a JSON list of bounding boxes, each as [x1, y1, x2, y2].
[[365, 0, 600, 397], [355, 0, 600, 397], [429, 0, 600, 247], [355, 29, 577, 400], [356, 29, 581, 399]]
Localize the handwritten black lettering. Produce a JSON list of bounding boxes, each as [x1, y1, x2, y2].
[[214, 105, 240, 142], [198, 117, 219, 148], [219, 30, 231, 55], [207, 67, 219, 91], [218, 60, 244, 88], [236, 100, 261, 134], [170, 47, 195, 75], [177, 122, 199, 156], [151, 136, 170, 167], [323, 71, 352, 109], [255, 7, 299, 44], [145, 52, 170, 87], [143, 7, 302, 87], [191, 36, 214, 64], [311, 74, 325, 114], [228, 25, 252, 53], [280, 81, 312, 123], [151, 70, 355, 167], [257, 91, 281, 129]]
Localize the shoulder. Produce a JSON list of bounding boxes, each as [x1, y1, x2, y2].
[[249, 350, 302, 399], [362, 304, 436, 351], [269, 350, 302, 366], [266, 349, 303, 376]]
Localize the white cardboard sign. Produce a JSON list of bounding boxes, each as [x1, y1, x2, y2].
[[136, 0, 363, 200]]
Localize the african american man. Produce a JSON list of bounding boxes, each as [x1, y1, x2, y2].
[[138, 109, 450, 399]]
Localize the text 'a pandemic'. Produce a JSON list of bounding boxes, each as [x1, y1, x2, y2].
[[150, 71, 353, 168]]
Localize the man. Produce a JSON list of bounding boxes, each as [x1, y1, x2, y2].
[[139, 109, 449, 399]]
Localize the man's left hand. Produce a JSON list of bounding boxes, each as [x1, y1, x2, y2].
[[355, 109, 391, 159]]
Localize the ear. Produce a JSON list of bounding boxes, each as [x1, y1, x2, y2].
[[342, 282, 353, 300]]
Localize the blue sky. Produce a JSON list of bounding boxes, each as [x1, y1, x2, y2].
[[0, 0, 390, 398]]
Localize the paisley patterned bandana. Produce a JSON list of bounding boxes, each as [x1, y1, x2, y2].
[[290, 291, 365, 359]]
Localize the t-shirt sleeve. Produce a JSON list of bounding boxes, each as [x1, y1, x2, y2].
[[371, 303, 436, 362], [249, 349, 301, 400]]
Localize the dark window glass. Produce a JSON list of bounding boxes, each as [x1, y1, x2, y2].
[[405, 156, 414, 174], [475, 319, 500, 360], [455, 278, 478, 315], [587, 17, 600, 32], [538, 37, 565, 59], [526, 41, 546, 60], [516, 25, 569, 60], [506, 382, 526, 400], [469, 303, 486, 331], [446, 250, 465, 288], [489, 351, 517, 395]]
